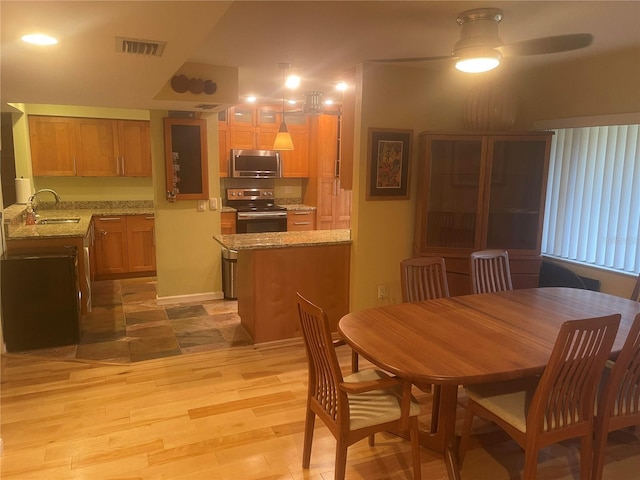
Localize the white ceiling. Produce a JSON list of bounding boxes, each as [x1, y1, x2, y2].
[[2, 1, 639, 112]]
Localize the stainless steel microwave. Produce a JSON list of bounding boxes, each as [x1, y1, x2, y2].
[[230, 149, 281, 178]]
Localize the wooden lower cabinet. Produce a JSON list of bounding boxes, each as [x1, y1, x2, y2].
[[287, 210, 316, 231], [94, 215, 155, 278], [220, 211, 236, 234]]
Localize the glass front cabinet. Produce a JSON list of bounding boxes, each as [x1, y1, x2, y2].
[[414, 131, 552, 295]]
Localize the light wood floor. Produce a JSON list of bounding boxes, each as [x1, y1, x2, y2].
[[1, 339, 638, 479]]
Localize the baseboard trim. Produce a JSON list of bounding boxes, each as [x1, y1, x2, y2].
[[156, 291, 224, 305]]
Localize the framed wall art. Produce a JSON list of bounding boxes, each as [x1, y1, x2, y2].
[[366, 128, 412, 200]]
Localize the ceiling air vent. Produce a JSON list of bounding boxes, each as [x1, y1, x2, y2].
[[116, 37, 166, 57]]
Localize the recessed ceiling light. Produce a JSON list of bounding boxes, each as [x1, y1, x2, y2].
[[324, 99, 334, 106], [287, 99, 297, 105], [335, 81, 348, 91], [22, 33, 58, 46], [246, 96, 257, 103], [285, 74, 301, 89]]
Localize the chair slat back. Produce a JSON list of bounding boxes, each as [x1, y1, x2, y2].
[[528, 314, 620, 433], [631, 273, 640, 301], [470, 249, 514, 294], [400, 256, 450, 302], [297, 293, 344, 424], [599, 313, 640, 420]]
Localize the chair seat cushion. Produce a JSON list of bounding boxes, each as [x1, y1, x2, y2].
[[465, 376, 540, 433], [344, 369, 421, 431]]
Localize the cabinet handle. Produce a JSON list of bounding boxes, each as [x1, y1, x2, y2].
[[116, 156, 120, 175], [145, 216, 155, 220], [73, 156, 77, 175], [293, 211, 311, 216], [121, 156, 125, 176], [99, 230, 108, 237], [98, 217, 121, 221], [294, 222, 311, 225]]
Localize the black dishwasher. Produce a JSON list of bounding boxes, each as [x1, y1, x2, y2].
[[1, 247, 80, 352]]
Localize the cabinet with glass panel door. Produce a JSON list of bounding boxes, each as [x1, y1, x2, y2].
[[414, 131, 552, 295]]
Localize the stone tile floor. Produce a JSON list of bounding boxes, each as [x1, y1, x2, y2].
[[14, 277, 250, 363]]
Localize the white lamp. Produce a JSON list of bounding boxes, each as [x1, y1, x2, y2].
[[274, 63, 294, 151]]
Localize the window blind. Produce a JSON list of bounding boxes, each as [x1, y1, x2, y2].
[[542, 125, 640, 274]]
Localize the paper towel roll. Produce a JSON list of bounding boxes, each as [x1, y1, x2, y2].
[[15, 177, 32, 204]]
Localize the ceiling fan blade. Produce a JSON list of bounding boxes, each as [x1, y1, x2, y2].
[[497, 33, 593, 57], [366, 55, 451, 63]]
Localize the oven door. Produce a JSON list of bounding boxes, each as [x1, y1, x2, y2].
[[236, 211, 287, 233]]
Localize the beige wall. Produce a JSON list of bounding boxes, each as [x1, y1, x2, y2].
[[152, 111, 224, 299], [350, 48, 640, 311]]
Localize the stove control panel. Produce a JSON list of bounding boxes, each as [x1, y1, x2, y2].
[[226, 188, 274, 200]]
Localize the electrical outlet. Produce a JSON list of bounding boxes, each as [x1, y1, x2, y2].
[[209, 197, 218, 210], [377, 285, 386, 299], [284, 186, 292, 194], [197, 200, 206, 212]]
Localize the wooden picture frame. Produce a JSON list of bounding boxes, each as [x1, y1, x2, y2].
[[366, 128, 412, 200]]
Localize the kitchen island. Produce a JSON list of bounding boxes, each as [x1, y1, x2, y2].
[[214, 230, 351, 343]]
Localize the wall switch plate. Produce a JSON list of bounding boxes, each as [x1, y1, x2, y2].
[[209, 197, 218, 210], [197, 200, 206, 212]]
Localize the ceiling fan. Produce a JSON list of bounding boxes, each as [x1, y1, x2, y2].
[[369, 8, 593, 73], [286, 91, 341, 116]]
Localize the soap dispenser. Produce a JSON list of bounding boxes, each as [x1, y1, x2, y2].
[[25, 202, 36, 225]]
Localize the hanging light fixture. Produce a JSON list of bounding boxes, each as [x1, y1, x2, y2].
[[273, 63, 294, 151]]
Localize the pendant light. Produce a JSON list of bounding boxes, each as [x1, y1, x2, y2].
[[273, 63, 294, 151]]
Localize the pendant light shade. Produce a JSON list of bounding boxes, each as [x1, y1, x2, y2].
[[274, 63, 294, 151], [274, 121, 294, 150]]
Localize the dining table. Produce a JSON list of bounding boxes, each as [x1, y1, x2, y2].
[[338, 287, 640, 480]]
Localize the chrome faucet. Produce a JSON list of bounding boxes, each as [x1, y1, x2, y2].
[[27, 188, 62, 214]]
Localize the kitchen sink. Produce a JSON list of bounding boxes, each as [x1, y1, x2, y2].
[[36, 218, 81, 225]]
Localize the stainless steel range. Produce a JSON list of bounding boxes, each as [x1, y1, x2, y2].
[[226, 188, 287, 233]]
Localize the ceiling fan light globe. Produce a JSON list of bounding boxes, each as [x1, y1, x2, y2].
[[455, 57, 501, 73]]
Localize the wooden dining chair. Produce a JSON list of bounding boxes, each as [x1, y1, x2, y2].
[[296, 293, 422, 480], [400, 256, 449, 432], [592, 313, 640, 480], [470, 249, 514, 294], [631, 272, 640, 301], [400, 256, 450, 302], [458, 314, 620, 480]]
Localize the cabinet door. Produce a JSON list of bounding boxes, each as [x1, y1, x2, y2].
[[228, 106, 255, 126], [318, 115, 339, 178], [333, 181, 352, 229], [218, 123, 229, 177], [29, 116, 77, 176], [118, 120, 151, 177], [126, 215, 156, 273], [256, 129, 277, 150], [94, 217, 128, 275], [229, 127, 256, 149], [483, 136, 551, 253], [281, 130, 309, 177], [256, 106, 279, 129], [164, 117, 209, 201], [420, 135, 485, 251], [317, 178, 337, 230], [287, 210, 316, 231], [75, 118, 119, 176]]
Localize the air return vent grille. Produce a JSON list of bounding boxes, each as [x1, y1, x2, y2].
[[116, 37, 166, 57]]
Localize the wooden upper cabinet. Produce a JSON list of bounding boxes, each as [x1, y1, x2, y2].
[[164, 117, 209, 201], [75, 118, 120, 176], [29, 116, 77, 176], [280, 130, 310, 177], [29, 115, 151, 177], [118, 120, 152, 177]]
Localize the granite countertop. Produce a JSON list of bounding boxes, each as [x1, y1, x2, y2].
[[214, 229, 351, 250], [4, 201, 154, 240], [280, 204, 316, 211]]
